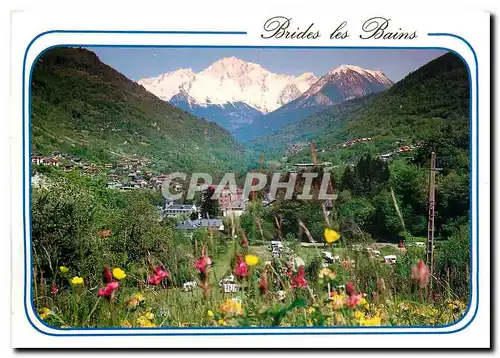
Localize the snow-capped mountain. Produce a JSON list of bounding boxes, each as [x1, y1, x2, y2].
[[170, 91, 262, 132], [138, 57, 318, 114], [235, 64, 393, 140]]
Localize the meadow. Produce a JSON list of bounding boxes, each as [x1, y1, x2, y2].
[[32, 169, 469, 329]]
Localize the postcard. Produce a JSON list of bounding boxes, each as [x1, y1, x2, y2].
[[9, 7, 490, 349]]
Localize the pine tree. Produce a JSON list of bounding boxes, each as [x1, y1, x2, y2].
[[200, 187, 221, 218]]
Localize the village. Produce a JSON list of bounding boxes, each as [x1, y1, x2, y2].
[[31, 151, 257, 231]]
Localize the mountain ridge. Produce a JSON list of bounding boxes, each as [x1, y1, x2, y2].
[[31, 47, 250, 174]]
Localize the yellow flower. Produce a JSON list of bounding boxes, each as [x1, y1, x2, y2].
[[127, 298, 139, 309], [59, 266, 69, 274], [112, 267, 127, 280], [360, 316, 382, 326], [318, 268, 336, 280], [217, 319, 226, 326], [354, 311, 365, 321], [324, 228, 341, 243], [330, 294, 345, 310], [207, 310, 214, 319], [135, 293, 144, 302], [220, 298, 243, 316], [39, 307, 51, 319], [136, 315, 156, 327], [71, 276, 84, 285], [245, 254, 259, 266]]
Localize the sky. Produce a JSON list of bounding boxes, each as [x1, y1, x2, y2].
[[87, 47, 447, 83]]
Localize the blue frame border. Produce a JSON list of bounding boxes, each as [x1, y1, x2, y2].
[[21, 30, 479, 337]]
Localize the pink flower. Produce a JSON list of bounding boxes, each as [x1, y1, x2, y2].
[[51, 283, 58, 295], [98, 281, 120, 298], [291, 265, 308, 288], [411, 259, 430, 288], [345, 293, 362, 308], [147, 266, 169, 285], [233, 255, 248, 279], [195, 256, 212, 275]]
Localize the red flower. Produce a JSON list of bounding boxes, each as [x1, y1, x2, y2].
[[259, 271, 268, 295], [195, 256, 212, 275], [233, 255, 248, 279], [242, 237, 248, 248], [103, 266, 113, 283], [147, 266, 169, 285], [98, 281, 119, 298], [51, 283, 58, 295], [345, 281, 356, 296], [411, 259, 430, 288], [291, 265, 308, 288]]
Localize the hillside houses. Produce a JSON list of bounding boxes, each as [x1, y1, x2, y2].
[[338, 137, 372, 148], [163, 197, 198, 219]]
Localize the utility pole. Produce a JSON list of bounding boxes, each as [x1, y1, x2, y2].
[[426, 152, 438, 276]]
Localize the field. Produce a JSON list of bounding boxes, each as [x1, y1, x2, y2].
[[33, 184, 468, 330]]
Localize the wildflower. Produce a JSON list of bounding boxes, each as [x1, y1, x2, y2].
[[147, 266, 169, 285], [112, 267, 127, 280], [99, 229, 112, 238], [330, 294, 345, 310], [345, 281, 356, 296], [411, 259, 430, 288], [136, 315, 156, 327], [258, 271, 268, 295], [103, 266, 113, 283], [291, 265, 308, 288], [39, 307, 51, 319], [217, 319, 226, 326], [354, 310, 365, 321], [121, 320, 132, 328], [233, 254, 248, 279], [324, 228, 341, 244], [145, 312, 155, 320], [71, 276, 84, 285], [360, 316, 382, 326], [98, 281, 120, 298], [195, 256, 212, 275], [345, 292, 363, 308], [207, 310, 214, 319], [59, 266, 69, 274], [219, 298, 244, 316], [318, 268, 336, 281], [245, 254, 259, 267], [241, 237, 248, 248], [51, 283, 58, 295], [126, 293, 144, 309]]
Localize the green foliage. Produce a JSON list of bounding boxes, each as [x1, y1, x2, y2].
[[435, 224, 470, 295], [200, 187, 221, 219]]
